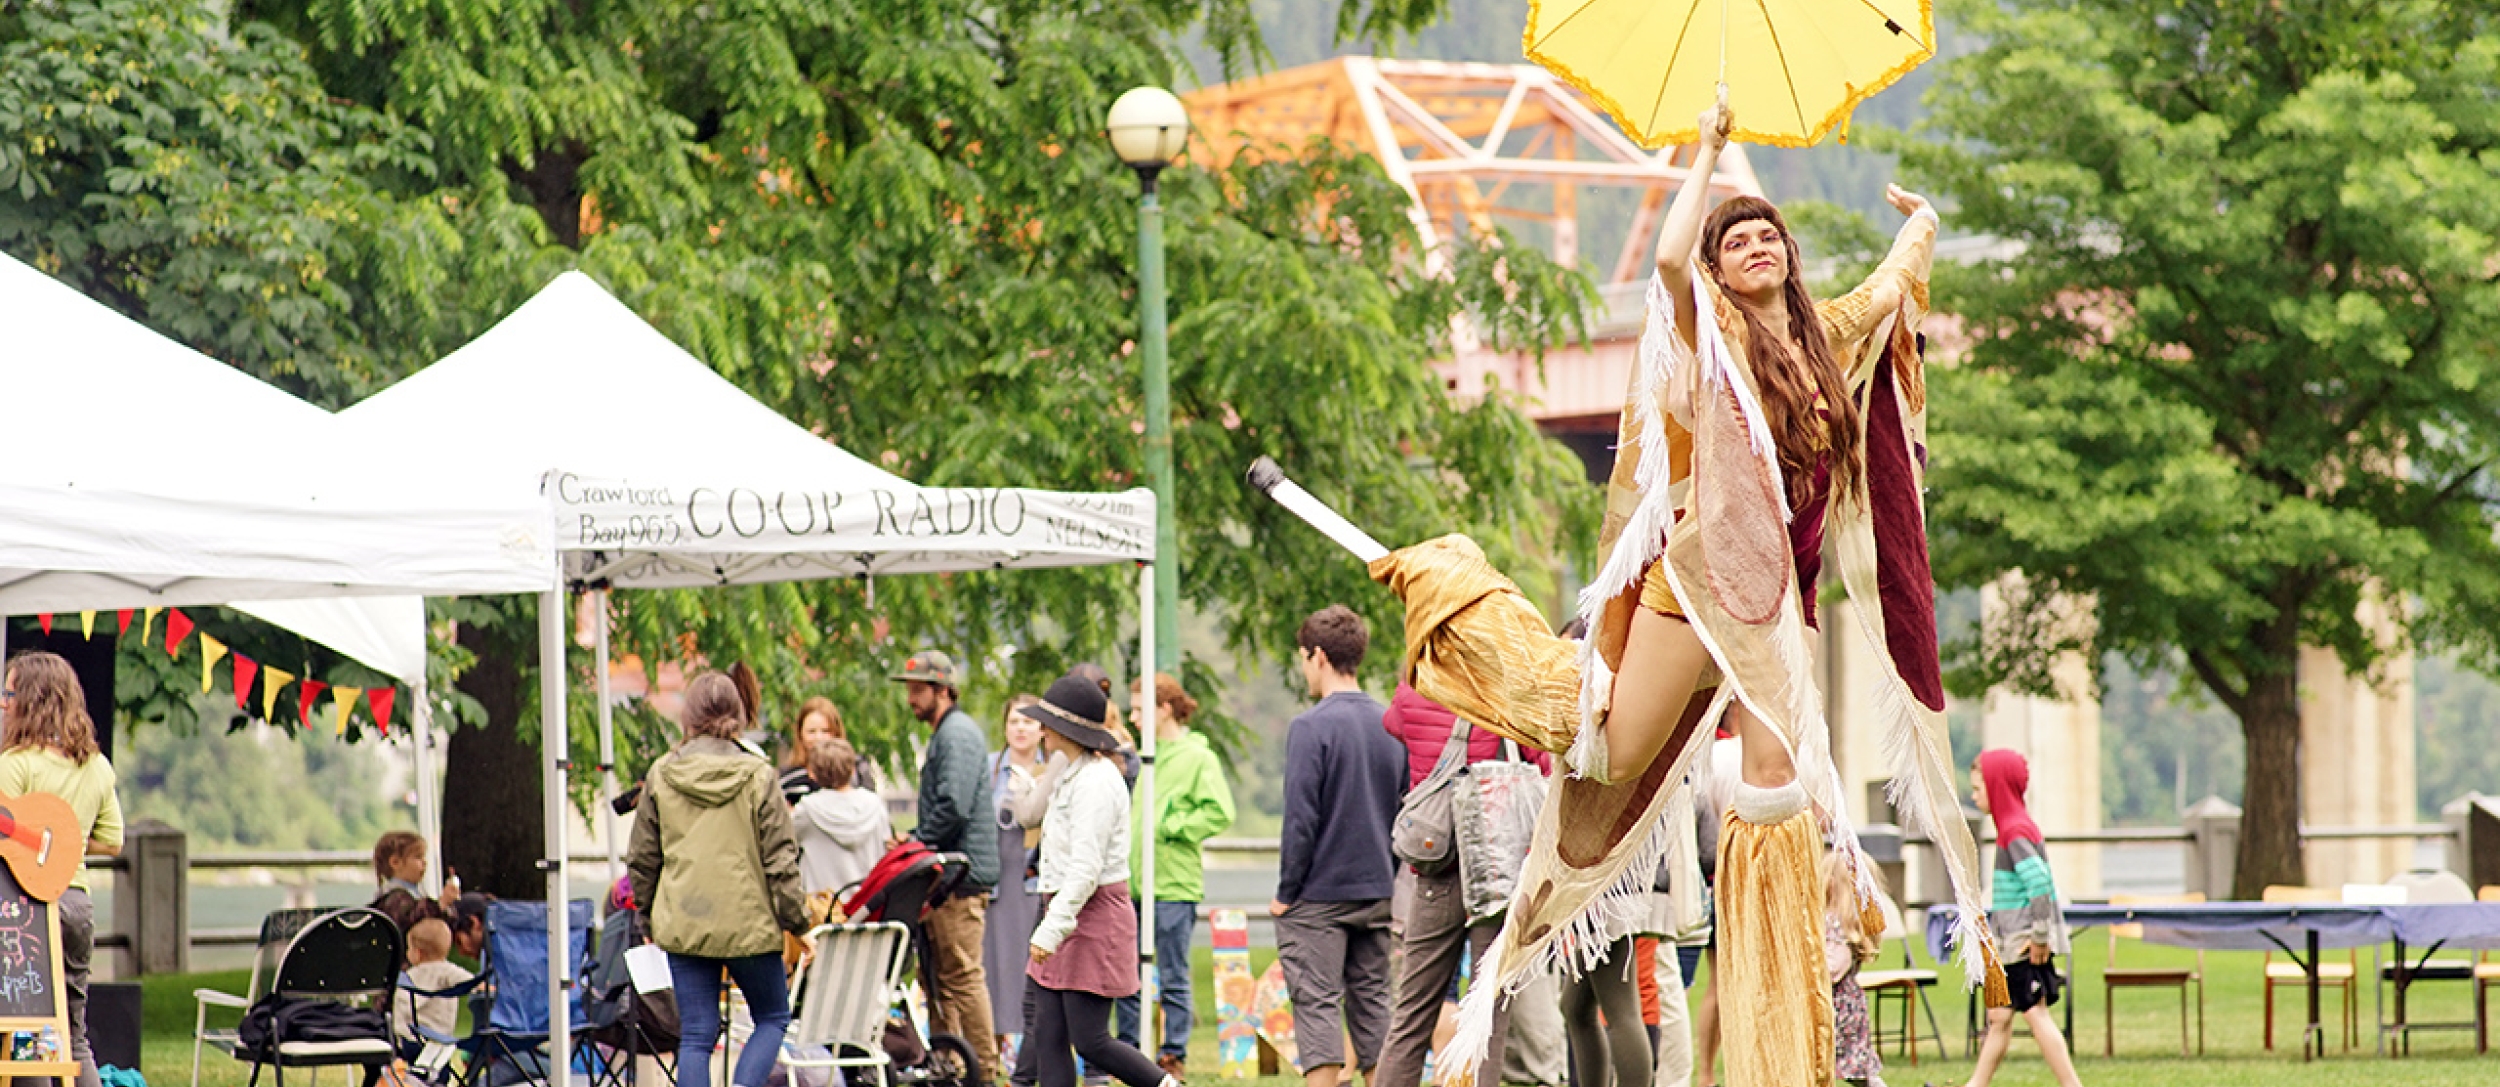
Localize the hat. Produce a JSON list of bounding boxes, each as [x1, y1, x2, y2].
[[1028, 672, 1120, 753], [889, 650, 962, 689]]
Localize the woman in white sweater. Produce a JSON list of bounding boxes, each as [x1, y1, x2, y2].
[[1023, 672, 1175, 1087]]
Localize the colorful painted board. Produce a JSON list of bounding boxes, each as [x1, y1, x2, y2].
[[1209, 909, 1255, 1078], [1251, 959, 1297, 1071], [0, 864, 74, 1079]]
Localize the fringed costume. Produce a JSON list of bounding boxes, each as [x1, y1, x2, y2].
[[1368, 207, 2005, 1085]]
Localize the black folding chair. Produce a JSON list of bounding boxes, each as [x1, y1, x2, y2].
[[238, 908, 404, 1087], [573, 908, 678, 1087]]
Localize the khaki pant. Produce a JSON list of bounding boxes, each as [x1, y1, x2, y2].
[[925, 893, 998, 1081], [1375, 868, 1505, 1087], [1274, 898, 1393, 1073]]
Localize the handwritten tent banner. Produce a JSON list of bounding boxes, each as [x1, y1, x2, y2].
[[551, 475, 1156, 587]]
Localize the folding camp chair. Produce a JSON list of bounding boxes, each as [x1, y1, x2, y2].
[[784, 924, 912, 1087], [574, 908, 679, 1087], [233, 908, 405, 1087], [194, 907, 332, 1087], [405, 899, 593, 1087]]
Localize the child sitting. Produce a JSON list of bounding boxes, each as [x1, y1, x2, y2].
[[395, 918, 475, 1046]]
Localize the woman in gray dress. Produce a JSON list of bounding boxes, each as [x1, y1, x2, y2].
[[984, 695, 1048, 1062]]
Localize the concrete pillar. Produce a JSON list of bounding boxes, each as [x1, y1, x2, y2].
[[2298, 606, 2416, 886], [2181, 796, 2242, 900], [113, 819, 187, 977]]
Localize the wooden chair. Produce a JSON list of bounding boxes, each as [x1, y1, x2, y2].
[[2100, 892, 2203, 1055], [2477, 886, 2500, 1055], [2259, 886, 2357, 1052]]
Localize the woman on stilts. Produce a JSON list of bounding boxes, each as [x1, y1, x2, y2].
[[1349, 97, 2004, 1087]]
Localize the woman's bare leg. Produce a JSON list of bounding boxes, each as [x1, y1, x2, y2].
[[1730, 701, 1796, 789], [1604, 608, 1717, 778]]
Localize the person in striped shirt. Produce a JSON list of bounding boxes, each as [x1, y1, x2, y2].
[[1964, 749, 2084, 1087]]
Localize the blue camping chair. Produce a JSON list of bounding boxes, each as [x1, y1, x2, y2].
[[405, 899, 594, 1087]]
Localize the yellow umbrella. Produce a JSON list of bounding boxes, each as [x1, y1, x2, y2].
[[1523, 0, 1934, 149]]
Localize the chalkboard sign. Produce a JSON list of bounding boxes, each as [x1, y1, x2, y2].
[[0, 864, 73, 1078]]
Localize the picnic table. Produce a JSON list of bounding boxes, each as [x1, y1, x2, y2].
[[1924, 901, 2500, 1060]]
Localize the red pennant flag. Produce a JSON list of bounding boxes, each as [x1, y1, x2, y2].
[[232, 655, 260, 711], [164, 610, 196, 657], [366, 687, 396, 735], [115, 609, 133, 635], [298, 678, 329, 724], [37, 614, 51, 636]]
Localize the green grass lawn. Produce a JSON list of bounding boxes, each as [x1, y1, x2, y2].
[[140, 933, 2498, 1087]]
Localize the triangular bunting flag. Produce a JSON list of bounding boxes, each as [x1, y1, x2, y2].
[[233, 655, 260, 711], [79, 612, 94, 639], [367, 687, 396, 735], [115, 609, 133, 636], [298, 678, 329, 725], [37, 615, 51, 636], [333, 687, 363, 736], [141, 607, 161, 646], [261, 666, 293, 720], [200, 636, 229, 693], [164, 610, 195, 657]]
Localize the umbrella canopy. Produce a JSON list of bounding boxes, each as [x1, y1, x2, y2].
[[1523, 0, 1933, 149]]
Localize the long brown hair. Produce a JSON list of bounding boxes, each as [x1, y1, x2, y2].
[[3, 652, 99, 764], [1700, 196, 1864, 509], [786, 695, 845, 769]]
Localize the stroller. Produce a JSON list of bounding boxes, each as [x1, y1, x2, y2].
[[829, 840, 979, 1087]]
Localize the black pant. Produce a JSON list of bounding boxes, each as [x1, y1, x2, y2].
[[1030, 985, 1165, 1087], [1561, 937, 1651, 1087]]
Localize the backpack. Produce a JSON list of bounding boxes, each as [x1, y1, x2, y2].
[[238, 993, 390, 1055], [1391, 723, 1472, 874]]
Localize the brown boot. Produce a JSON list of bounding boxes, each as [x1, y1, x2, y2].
[[1156, 1055, 1185, 1079]]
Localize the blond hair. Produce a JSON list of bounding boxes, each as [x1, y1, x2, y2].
[[406, 918, 452, 962], [1822, 849, 1880, 964]]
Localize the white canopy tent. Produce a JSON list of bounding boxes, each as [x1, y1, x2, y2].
[[0, 252, 543, 896], [345, 272, 1159, 1062]]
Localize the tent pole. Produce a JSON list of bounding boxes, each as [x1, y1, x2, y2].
[[538, 588, 572, 1073], [595, 590, 621, 892], [414, 675, 442, 898], [1136, 563, 1157, 1011]]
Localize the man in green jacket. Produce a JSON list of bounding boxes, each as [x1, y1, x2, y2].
[[1115, 674, 1237, 1076]]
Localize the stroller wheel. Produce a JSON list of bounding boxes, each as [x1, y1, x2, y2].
[[918, 1032, 983, 1087]]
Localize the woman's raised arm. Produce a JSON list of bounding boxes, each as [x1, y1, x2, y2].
[[1820, 184, 1940, 351], [1653, 96, 1735, 349]]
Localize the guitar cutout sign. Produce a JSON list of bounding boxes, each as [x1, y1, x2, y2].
[[0, 794, 81, 904]]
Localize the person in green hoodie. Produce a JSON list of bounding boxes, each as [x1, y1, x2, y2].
[[628, 670, 810, 1087], [1113, 672, 1236, 1075]]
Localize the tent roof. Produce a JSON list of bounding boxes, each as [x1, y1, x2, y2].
[[345, 273, 1152, 589], [0, 253, 556, 616]]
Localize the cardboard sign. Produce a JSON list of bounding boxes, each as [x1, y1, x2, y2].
[[1210, 909, 1255, 1078]]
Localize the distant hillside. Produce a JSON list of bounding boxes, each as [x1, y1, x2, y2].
[[1192, 0, 1948, 220]]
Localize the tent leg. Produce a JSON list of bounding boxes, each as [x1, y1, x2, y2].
[[595, 590, 621, 893], [415, 676, 442, 898], [1136, 563, 1157, 1007], [540, 589, 572, 1077]]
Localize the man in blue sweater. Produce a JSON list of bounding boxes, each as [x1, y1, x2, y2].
[[1269, 605, 1407, 1087]]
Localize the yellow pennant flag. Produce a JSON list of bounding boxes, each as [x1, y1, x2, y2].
[[141, 606, 162, 646], [261, 667, 294, 721], [79, 612, 95, 639], [200, 636, 230, 693], [332, 687, 363, 736]]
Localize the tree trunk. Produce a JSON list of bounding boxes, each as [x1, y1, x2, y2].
[[443, 615, 548, 900], [2232, 664, 2306, 898]]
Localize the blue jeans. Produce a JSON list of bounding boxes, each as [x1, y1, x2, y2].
[[669, 950, 792, 1087], [1113, 901, 1196, 1058]]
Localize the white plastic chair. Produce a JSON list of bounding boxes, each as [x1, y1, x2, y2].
[[783, 923, 911, 1087]]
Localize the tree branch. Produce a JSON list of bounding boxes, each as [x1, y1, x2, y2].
[[2185, 648, 2253, 720]]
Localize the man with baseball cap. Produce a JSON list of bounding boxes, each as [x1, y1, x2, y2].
[[895, 650, 998, 1077]]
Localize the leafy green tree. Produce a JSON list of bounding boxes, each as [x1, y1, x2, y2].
[[3, 0, 1599, 893], [1891, 0, 2500, 895]]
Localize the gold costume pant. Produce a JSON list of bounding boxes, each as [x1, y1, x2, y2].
[[1716, 804, 1833, 1087]]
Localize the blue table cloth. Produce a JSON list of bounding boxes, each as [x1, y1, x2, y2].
[[1924, 902, 2500, 958]]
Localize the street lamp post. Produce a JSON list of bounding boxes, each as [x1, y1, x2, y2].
[[1107, 86, 1188, 673]]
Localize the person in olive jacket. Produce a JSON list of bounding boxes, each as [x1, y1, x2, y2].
[[628, 670, 810, 1087]]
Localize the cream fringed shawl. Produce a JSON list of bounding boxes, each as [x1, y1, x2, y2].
[[1369, 210, 2003, 1085]]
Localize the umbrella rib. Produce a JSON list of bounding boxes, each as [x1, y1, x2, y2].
[[1848, 0, 1929, 49], [1648, 0, 1709, 135], [1527, 0, 1608, 51], [1753, 0, 1810, 139]]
